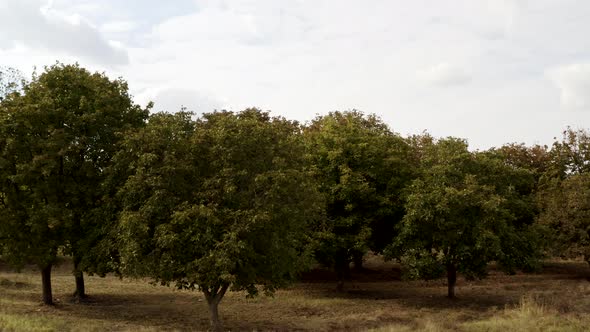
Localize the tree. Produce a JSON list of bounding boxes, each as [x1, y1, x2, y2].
[[0, 75, 66, 305], [304, 111, 412, 289], [493, 143, 551, 183], [547, 127, 590, 177], [115, 109, 323, 331], [0, 63, 148, 304], [0, 66, 24, 101], [538, 173, 590, 264], [538, 128, 590, 264], [386, 138, 542, 298]]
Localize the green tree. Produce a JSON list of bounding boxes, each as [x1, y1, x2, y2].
[[0, 63, 148, 304], [304, 111, 412, 290], [115, 109, 322, 331], [538, 128, 590, 264], [386, 138, 542, 298], [493, 143, 551, 183], [0, 75, 66, 305], [547, 127, 590, 177], [0, 66, 24, 101], [538, 173, 590, 264]]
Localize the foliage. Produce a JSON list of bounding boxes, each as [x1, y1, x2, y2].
[[537, 128, 590, 263], [0, 66, 25, 101], [397, 248, 446, 281], [115, 109, 323, 330], [0, 63, 149, 302], [386, 137, 543, 296], [0, 72, 64, 271], [538, 173, 590, 263], [547, 127, 590, 177], [304, 111, 412, 281], [492, 143, 552, 183]]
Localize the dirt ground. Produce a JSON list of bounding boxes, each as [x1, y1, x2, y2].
[[1, 255, 590, 331]]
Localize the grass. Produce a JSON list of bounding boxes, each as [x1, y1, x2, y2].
[[462, 296, 590, 332], [1, 256, 589, 331]]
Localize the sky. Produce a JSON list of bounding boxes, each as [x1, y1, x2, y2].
[[1, 0, 589, 149]]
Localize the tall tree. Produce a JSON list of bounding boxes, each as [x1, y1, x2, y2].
[[0, 63, 148, 304], [115, 109, 323, 331], [304, 111, 412, 289], [538, 128, 590, 264], [0, 74, 66, 305], [386, 138, 543, 298]]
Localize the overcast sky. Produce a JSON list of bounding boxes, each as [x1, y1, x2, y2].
[[1, 0, 589, 149]]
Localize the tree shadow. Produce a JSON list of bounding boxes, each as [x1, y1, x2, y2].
[[540, 261, 590, 279], [0, 278, 33, 290], [304, 282, 517, 310], [299, 266, 402, 284], [2, 289, 309, 331], [297, 261, 590, 314], [2, 260, 588, 331], [56, 293, 202, 330]]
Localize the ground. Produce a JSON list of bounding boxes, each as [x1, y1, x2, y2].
[[1, 255, 590, 331]]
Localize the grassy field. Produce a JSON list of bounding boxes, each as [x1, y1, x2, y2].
[[1, 256, 590, 331]]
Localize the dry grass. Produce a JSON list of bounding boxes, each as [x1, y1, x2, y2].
[[1, 255, 589, 331]]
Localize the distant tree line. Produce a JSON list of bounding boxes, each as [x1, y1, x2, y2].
[[0, 64, 588, 331]]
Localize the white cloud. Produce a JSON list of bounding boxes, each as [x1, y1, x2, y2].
[[417, 63, 472, 87], [550, 63, 590, 111], [151, 0, 311, 46], [0, 0, 128, 66], [101, 21, 138, 34], [139, 87, 225, 114], [4, 0, 590, 150]]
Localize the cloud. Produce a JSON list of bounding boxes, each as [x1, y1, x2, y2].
[[0, 0, 128, 66], [101, 21, 138, 34], [417, 63, 472, 87], [151, 0, 311, 46], [549, 63, 590, 110], [6, 0, 590, 151], [144, 88, 225, 114]]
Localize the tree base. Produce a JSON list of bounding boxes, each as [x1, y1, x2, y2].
[[71, 293, 90, 303], [336, 280, 345, 292]]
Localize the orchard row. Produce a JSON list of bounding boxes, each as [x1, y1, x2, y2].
[[1, 64, 588, 331]]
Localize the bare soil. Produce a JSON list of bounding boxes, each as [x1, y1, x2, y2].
[[1, 255, 589, 331]]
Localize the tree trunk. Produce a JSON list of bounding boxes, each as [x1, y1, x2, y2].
[[208, 300, 222, 332], [343, 259, 351, 278], [447, 263, 457, 299], [41, 264, 54, 305], [74, 272, 86, 299], [204, 284, 229, 332], [352, 251, 364, 272], [334, 252, 348, 292], [72, 256, 87, 300], [336, 269, 344, 292]]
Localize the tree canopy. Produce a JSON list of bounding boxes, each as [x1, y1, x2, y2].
[[386, 137, 543, 298], [0, 63, 149, 304], [0, 66, 25, 101], [115, 109, 323, 331], [538, 128, 590, 264], [3, 61, 590, 329], [304, 111, 413, 289]]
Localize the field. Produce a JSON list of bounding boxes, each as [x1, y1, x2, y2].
[[1, 256, 590, 332]]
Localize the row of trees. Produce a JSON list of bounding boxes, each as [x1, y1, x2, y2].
[[1, 64, 589, 331]]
